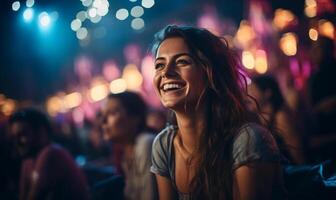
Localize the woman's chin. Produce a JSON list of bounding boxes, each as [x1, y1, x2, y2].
[[162, 100, 188, 112]]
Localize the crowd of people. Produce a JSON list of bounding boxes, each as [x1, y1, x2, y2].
[[0, 25, 335, 200]]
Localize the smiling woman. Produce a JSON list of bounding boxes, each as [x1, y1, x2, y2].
[[150, 25, 287, 200], [153, 37, 206, 110]]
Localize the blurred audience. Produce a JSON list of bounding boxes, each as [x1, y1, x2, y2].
[[100, 91, 157, 200], [146, 109, 167, 134], [308, 36, 336, 161], [309, 36, 336, 110], [8, 108, 89, 200], [0, 119, 20, 200], [247, 75, 307, 164]]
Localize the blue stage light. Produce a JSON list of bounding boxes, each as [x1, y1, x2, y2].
[[26, 0, 35, 8], [23, 8, 34, 22], [38, 12, 51, 29], [12, 1, 21, 11]]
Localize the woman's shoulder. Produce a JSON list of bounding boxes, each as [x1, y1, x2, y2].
[[150, 125, 177, 178], [232, 123, 281, 169], [235, 123, 277, 147], [152, 125, 177, 149]]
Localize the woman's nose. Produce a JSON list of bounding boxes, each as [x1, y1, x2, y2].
[[161, 63, 177, 78]]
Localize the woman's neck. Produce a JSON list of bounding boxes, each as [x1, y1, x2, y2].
[[175, 110, 205, 154]]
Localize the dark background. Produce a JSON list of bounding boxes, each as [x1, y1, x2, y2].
[[0, 0, 306, 102]]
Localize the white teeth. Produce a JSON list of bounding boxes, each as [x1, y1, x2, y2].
[[163, 83, 182, 91]]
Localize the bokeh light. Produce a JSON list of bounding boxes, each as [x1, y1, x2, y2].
[[76, 11, 87, 22], [23, 8, 34, 22], [131, 6, 144, 18], [71, 19, 82, 31], [122, 64, 143, 91], [273, 9, 296, 30], [97, 7, 109, 17], [141, 55, 155, 81], [279, 32, 297, 56], [76, 27, 88, 40], [242, 51, 255, 69], [89, 84, 109, 102], [82, 0, 93, 7], [124, 44, 141, 64], [75, 155, 86, 166], [141, 55, 155, 90], [103, 61, 120, 81], [309, 28, 318, 41], [26, 0, 35, 8], [64, 92, 82, 109], [131, 18, 145, 30], [12, 1, 20, 11], [235, 20, 255, 49], [50, 11, 59, 21], [116, 8, 129, 20], [197, 10, 221, 36], [88, 8, 97, 18], [304, 0, 317, 18], [38, 12, 51, 29], [255, 50, 268, 74], [110, 78, 127, 94], [73, 107, 85, 125], [318, 19, 335, 39], [142, 0, 155, 8], [93, 0, 109, 16], [46, 96, 63, 116], [1, 99, 16, 116], [90, 15, 102, 23]]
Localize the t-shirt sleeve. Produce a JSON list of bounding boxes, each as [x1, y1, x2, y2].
[[232, 123, 281, 170], [150, 130, 170, 178]]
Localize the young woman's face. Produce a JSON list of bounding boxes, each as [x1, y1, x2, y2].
[[9, 121, 35, 157], [101, 98, 132, 142], [153, 37, 207, 111]]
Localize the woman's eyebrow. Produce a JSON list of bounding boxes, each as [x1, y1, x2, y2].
[[155, 57, 165, 62], [155, 53, 192, 61], [173, 53, 192, 59]]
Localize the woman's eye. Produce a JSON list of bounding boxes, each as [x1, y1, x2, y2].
[[155, 63, 165, 70], [176, 59, 190, 65]]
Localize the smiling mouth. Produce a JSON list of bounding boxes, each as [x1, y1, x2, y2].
[[161, 83, 185, 92]]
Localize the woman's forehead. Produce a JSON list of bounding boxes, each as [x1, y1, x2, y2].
[[156, 37, 190, 58]]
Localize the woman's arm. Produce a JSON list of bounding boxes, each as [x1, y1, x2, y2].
[[156, 174, 176, 200], [233, 162, 283, 200]]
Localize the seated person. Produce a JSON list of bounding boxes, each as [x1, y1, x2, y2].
[[247, 75, 306, 164], [101, 91, 158, 200], [8, 108, 89, 200]]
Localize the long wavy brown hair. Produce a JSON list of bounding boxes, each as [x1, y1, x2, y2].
[[152, 25, 250, 199]]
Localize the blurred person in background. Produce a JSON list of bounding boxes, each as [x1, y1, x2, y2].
[[0, 118, 21, 200], [101, 91, 157, 200], [146, 109, 167, 134], [309, 36, 336, 111], [247, 75, 306, 164], [308, 35, 336, 161], [86, 112, 112, 163], [8, 108, 89, 200]]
